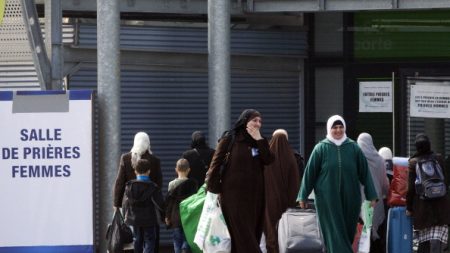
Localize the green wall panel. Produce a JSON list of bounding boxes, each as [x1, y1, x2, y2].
[[354, 10, 450, 59]]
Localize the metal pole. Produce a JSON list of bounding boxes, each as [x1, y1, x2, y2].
[[392, 72, 395, 156], [97, 0, 121, 251], [44, 0, 63, 90], [208, 0, 231, 144], [299, 60, 305, 155]]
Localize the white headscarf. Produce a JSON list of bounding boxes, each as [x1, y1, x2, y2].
[[357, 132, 390, 240], [130, 132, 152, 168], [357, 133, 389, 198], [273, 128, 288, 140], [378, 147, 393, 160], [326, 115, 347, 146]]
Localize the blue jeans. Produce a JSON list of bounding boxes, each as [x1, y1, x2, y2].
[[172, 227, 190, 253], [133, 226, 157, 253]]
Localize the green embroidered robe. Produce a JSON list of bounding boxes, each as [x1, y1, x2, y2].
[[298, 138, 377, 253]]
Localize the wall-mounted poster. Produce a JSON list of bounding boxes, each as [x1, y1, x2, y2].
[[0, 90, 94, 253], [359, 81, 392, 113], [410, 83, 450, 118]]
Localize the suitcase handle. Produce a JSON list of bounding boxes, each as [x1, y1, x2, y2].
[[296, 199, 316, 210]]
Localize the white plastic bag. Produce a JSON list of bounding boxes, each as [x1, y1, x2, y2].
[[358, 228, 371, 253], [194, 192, 231, 253], [358, 201, 373, 253], [203, 207, 231, 253]]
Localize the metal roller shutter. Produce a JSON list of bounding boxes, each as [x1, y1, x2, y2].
[[231, 72, 300, 150], [77, 24, 307, 58], [68, 66, 300, 245], [70, 22, 305, 246]]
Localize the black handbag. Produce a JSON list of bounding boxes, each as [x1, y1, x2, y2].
[[207, 131, 235, 194], [106, 210, 134, 253]]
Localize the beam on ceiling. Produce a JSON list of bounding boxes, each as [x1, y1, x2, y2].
[[249, 0, 450, 12], [35, 0, 244, 15], [36, 0, 450, 14], [63, 46, 301, 72]]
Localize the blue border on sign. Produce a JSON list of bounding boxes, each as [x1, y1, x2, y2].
[[0, 90, 93, 101], [0, 245, 94, 253], [0, 91, 13, 101], [17, 90, 66, 96], [69, 90, 93, 100]]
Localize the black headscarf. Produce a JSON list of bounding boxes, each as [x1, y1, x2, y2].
[[414, 133, 432, 157], [225, 109, 262, 147], [190, 131, 208, 149], [233, 109, 261, 132]]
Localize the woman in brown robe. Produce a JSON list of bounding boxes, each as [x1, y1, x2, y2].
[[263, 129, 300, 253], [207, 109, 274, 253]]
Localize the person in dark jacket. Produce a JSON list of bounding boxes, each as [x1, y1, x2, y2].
[[406, 133, 450, 253], [113, 132, 163, 253], [182, 131, 215, 186], [122, 159, 164, 253], [263, 129, 300, 253], [207, 109, 274, 253], [165, 158, 198, 253]]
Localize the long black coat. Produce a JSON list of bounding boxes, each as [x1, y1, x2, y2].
[[406, 154, 450, 229], [207, 131, 274, 253], [113, 151, 162, 207]]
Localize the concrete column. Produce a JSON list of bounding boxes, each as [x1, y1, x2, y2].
[[97, 0, 121, 251], [208, 0, 231, 144]]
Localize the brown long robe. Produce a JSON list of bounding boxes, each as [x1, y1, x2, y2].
[[113, 151, 162, 207], [263, 134, 300, 253], [208, 131, 274, 253]]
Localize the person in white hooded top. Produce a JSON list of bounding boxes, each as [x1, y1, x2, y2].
[[357, 133, 390, 253]]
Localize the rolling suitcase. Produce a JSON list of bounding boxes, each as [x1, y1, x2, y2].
[[278, 207, 325, 253], [386, 206, 413, 253]]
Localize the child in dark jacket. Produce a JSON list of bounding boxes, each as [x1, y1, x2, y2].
[[165, 158, 198, 253], [123, 159, 164, 253]]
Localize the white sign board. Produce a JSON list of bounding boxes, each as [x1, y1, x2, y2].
[[410, 83, 450, 118], [0, 90, 93, 253], [359, 81, 393, 112]]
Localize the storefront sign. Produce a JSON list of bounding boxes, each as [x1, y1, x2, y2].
[[0, 90, 94, 253], [359, 81, 392, 112], [410, 84, 450, 118]]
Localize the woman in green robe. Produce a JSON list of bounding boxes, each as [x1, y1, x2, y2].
[[297, 115, 378, 253]]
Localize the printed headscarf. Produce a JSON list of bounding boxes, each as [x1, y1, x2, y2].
[[326, 115, 347, 146], [130, 132, 152, 168]]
